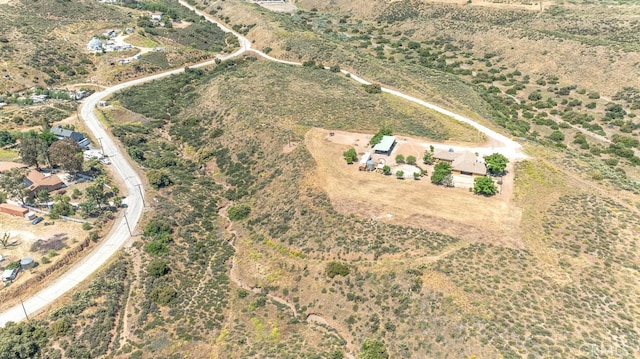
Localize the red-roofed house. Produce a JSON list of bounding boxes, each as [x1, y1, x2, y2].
[[24, 169, 65, 194]]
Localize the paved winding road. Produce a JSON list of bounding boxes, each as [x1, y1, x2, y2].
[[0, 0, 526, 326]]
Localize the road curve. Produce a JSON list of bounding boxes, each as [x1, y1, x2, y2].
[[0, 0, 525, 326], [180, 0, 526, 160], [0, 19, 249, 327]]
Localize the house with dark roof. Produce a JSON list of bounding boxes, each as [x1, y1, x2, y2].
[[51, 125, 90, 149]]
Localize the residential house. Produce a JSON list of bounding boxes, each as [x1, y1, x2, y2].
[[24, 169, 65, 195], [432, 148, 458, 163], [434, 149, 486, 177], [451, 151, 487, 177], [151, 12, 163, 21], [51, 125, 90, 149]]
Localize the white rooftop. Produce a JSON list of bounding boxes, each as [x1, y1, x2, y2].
[[373, 135, 396, 153]]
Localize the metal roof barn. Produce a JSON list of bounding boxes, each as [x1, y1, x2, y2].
[[373, 136, 397, 155]]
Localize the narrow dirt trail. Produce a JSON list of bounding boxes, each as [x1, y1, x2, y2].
[[218, 204, 356, 358]]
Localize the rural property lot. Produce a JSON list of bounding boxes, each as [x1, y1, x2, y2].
[[305, 128, 522, 247], [0, 214, 85, 297]]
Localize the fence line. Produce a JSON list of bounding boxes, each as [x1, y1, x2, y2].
[[20, 205, 91, 224]]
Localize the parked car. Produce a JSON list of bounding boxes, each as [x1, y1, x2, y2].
[[31, 216, 44, 225]]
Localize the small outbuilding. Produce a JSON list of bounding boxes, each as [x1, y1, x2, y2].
[[0, 203, 28, 217], [366, 159, 375, 171], [358, 152, 371, 171], [20, 258, 35, 270], [87, 37, 104, 52], [373, 136, 397, 156], [2, 267, 20, 282]]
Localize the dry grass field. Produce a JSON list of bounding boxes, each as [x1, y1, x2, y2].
[[305, 128, 521, 246]]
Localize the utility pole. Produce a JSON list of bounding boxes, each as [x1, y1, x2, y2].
[[20, 299, 29, 321], [135, 183, 145, 207], [97, 137, 105, 156], [123, 212, 132, 236]]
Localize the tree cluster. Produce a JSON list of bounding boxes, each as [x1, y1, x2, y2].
[[343, 147, 358, 164], [483, 153, 509, 176], [431, 162, 452, 185], [474, 176, 498, 196], [0, 167, 30, 204], [369, 126, 392, 146], [19, 129, 84, 173]]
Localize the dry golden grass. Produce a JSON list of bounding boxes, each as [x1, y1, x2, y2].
[[305, 128, 523, 246]]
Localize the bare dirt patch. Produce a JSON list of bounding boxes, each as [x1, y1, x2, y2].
[[306, 128, 523, 247], [282, 141, 298, 154], [254, 1, 298, 13], [171, 20, 192, 29], [0, 213, 86, 290]]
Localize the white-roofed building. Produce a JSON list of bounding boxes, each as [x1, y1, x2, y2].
[[87, 37, 104, 52], [372, 136, 397, 156]]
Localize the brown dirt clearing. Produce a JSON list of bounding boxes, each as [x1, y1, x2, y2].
[[0, 213, 86, 291], [305, 128, 523, 247]]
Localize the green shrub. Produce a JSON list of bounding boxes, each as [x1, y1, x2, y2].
[[358, 338, 388, 359], [88, 231, 99, 242], [473, 177, 498, 196], [548, 131, 565, 142], [151, 285, 177, 305], [343, 147, 358, 164], [431, 162, 451, 184], [395, 154, 405, 163], [147, 170, 172, 189], [228, 205, 251, 221], [82, 222, 92, 231], [370, 126, 393, 146], [144, 240, 169, 255], [147, 260, 170, 277], [423, 151, 434, 164], [406, 155, 417, 165], [326, 261, 350, 278], [363, 84, 382, 94]]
